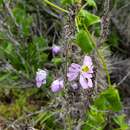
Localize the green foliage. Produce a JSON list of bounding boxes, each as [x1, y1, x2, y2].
[[0, 1, 49, 83], [13, 7, 33, 36], [85, 0, 97, 8], [75, 8, 100, 54], [0, 88, 38, 119], [61, 0, 74, 5], [35, 111, 56, 129], [83, 86, 125, 130], [83, 106, 106, 130], [51, 57, 62, 65], [76, 30, 94, 53], [113, 115, 129, 130], [95, 86, 122, 112], [78, 9, 100, 27], [0, 41, 13, 59], [0, 36, 48, 79], [0, 71, 19, 86]]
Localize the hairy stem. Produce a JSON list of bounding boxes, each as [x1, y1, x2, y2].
[[84, 26, 111, 86]]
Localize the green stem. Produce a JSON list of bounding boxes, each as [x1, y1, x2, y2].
[[97, 50, 111, 86], [75, 17, 80, 32], [84, 25, 111, 86], [44, 0, 69, 13]]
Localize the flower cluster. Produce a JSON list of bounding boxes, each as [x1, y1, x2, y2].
[[35, 54, 94, 92]]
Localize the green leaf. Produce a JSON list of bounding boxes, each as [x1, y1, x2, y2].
[[79, 9, 100, 27], [0, 42, 13, 58], [85, 0, 97, 8], [103, 86, 122, 112], [76, 30, 94, 53], [33, 36, 47, 50], [94, 95, 108, 110], [113, 115, 129, 130], [0, 73, 11, 81], [13, 7, 32, 36], [52, 58, 62, 65], [95, 86, 122, 112], [83, 106, 106, 130], [35, 111, 55, 125]]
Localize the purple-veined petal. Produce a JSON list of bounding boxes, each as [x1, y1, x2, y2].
[[88, 78, 93, 88], [81, 72, 92, 78], [51, 79, 64, 93], [83, 56, 92, 67], [36, 69, 47, 88], [69, 63, 81, 72], [51, 84, 60, 92], [36, 81, 43, 88], [67, 72, 79, 81], [71, 63, 81, 69], [79, 75, 89, 89], [69, 67, 80, 73], [67, 63, 81, 81]]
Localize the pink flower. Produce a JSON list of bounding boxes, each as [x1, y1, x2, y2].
[[51, 79, 64, 93], [36, 69, 47, 88], [52, 45, 61, 55], [67, 56, 93, 89]]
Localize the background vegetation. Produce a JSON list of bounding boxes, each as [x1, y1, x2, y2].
[[0, 0, 130, 129]]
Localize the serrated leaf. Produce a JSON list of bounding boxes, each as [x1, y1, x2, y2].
[[76, 30, 94, 53]]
